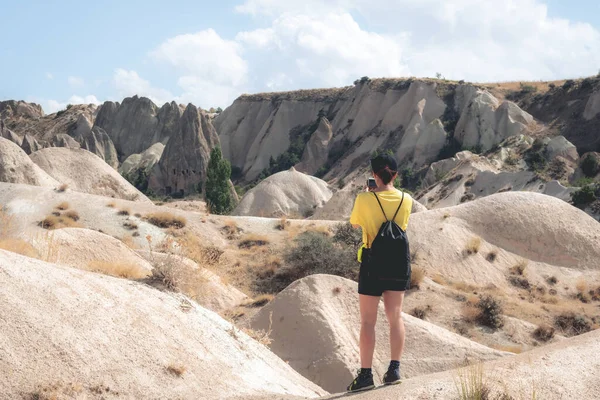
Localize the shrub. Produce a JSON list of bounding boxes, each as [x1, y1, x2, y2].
[[39, 215, 81, 230], [275, 217, 290, 230], [145, 212, 187, 229], [554, 312, 592, 336], [476, 295, 504, 329], [510, 260, 528, 275], [118, 208, 131, 216], [123, 221, 138, 230], [56, 183, 68, 193], [332, 222, 362, 247], [264, 231, 357, 292], [410, 266, 425, 290], [546, 276, 558, 285], [486, 251, 498, 263], [63, 210, 80, 221], [533, 324, 555, 342], [242, 294, 274, 307], [581, 154, 600, 177], [222, 220, 242, 239], [238, 234, 269, 249], [166, 364, 186, 377], [0, 238, 39, 259], [205, 146, 235, 215], [55, 202, 69, 211], [509, 276, 531, 290], [465, 237, 481, 255], [562, 80, 575, 90], [410, 305, 431, 320], [106, 202, 116, 208], [571, 184, 598, 207]]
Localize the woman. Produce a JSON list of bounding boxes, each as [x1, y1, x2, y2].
[[347, 153, 413, 392]]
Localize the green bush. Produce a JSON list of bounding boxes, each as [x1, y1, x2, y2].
[[581, 154, 600, 178], [332, 222, 363, 248], [205, 147, 235, 215], [571, 184, 598, 207]]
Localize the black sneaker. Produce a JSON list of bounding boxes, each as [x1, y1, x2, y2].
[[347, 370, 375, 392], [383, 366, 402, 385]]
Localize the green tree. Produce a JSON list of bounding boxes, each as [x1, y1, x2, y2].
[[205, 147, 234, 215]]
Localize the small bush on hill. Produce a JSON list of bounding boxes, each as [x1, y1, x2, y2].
[[510, 260, 528, 275], [554, 312, 592, 336], [56, 183, 68, 193], [465, 237, 481, 255], [118, 208, 131, 216], [581, 154, 599, 178], [410, 305, 432, 320], [55, 202, 69, 211], [145, 212, 187, 229], [86, 260, 149, 280], [410, 266, 425, 290], [332, 222, 362, 247], [64, 210, 80, 221], [533, 324, 555, 342], [238, 234, 269, 249], [476, 295, 504, 329], [571, 184, 599, 207], [39, 215, 81, 230], [562, 80, 575, 90]]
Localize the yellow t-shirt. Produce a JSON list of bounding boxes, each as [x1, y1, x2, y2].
[[349, 189, 413, 248]]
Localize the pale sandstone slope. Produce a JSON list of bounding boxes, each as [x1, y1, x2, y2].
[[233, 168, 332, 217], [249, 274, 507, 393], [0, 249, 326, 399], [29, 147, 150, 202], [0, 137, 58, 187]]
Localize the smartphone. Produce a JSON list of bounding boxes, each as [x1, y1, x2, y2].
[[367, 178, 377, 190]]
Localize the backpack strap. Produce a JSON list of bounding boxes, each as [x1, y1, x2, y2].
[[372, 192, 388, 222], [391, 192, 405, 222]]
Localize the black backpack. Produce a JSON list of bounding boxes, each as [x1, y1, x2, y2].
[[368, 192, 411, 281]]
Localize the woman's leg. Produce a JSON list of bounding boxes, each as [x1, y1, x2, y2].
[[382, 291, 406, 361], [359, 294, 381, 368]]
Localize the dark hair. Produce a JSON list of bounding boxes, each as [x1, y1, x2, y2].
[[371, 154, 398, 184]]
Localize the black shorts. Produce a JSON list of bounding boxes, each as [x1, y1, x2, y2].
[[358, 260, 411, 297]]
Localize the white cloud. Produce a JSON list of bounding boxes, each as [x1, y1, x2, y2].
[[35, 95, 101, 114], [67, 76, 85, 87], [234, 0, 600, 82], [112, 68, 173, 105], [46, 72, 54, 80], [149, 29, 248, 107]]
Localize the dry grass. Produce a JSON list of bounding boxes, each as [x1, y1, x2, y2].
[[123, 221, 138, 230], [55, 201, 70, 211], [64, 210, 80, 221], [410, 305, 432, 320], [39, 215, 82, 230], [0, 238, 39, 258], [443, 212, 450, 219], [303, 224, 332, 236], [134, 213, 142, 218], [432, 273, 447, 285], [575, 278, 587, 294], [106, 201, 116, 208], [492, 344, 523, 354], [532, 324, 555, 342], [166, 364, 186, 377], [117, 208, 131, 216], [56, 183, 69, 193], [120, 234, 138, 249], [410, 266, 425, 290], [242, 312, 273, 346], [176, 231, 224, 267], [510, 260, 528, 276], [222, 220, 242, 239], [30, 382, 83, 400], [238, 234, 270, 249], [451, 281, 478, 293], [146, 212, 187, 229], [86, 260, 150, 280], [275, 216, 290, 230], [242, 294, 274, 307], [465, 237, 481, 255]]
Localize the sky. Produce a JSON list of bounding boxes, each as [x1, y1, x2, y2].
[[1, 0, 599, 113]]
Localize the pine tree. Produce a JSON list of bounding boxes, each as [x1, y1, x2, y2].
[[205, 147, 234, 215]]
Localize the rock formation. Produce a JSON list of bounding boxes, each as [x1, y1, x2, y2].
[[0, 120, 22, 146], [0, 137, 58, 187], [93, 96, 182, 160], [149, 105, 219, 197], [51, 133, 80, 149], [20, 134, 41, 154], [120, 142, 165, 177], [233, 167, 332, 217], [295, 117, 333, 175]]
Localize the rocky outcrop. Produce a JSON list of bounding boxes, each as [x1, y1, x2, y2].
[[70, 114, 118, 168], [546, 136, 579, 163], [0, 138, 58, 187], [215, 80, 535, 182], [30, 147, 150, 202], [0, 120, 22, 146], [51, 134, 81, 149], [120, 142, 165, 176], [94, 96, 182, 160], [20, 134, 41, 154], [0, 100, 44, 119], [454, 87, 535, 151], [583, 90, 600, 121], [149, 105, 219, 196], [233, 167, 332, 217], [295, 117, 333, 175]]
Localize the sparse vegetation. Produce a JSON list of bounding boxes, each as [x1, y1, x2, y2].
[[166, 364, 186, 377], [476, 295, 504, 330], [55, 202, 69, 211], [410, 266, 425, 290], [533, 324, 555, 342], [410, 305, 432, 320], [546, 276, 558, 285], [86, 260, 149, 280], [242, 294, 274, 307], [275, 217, 290, 231], [39, 215, 81, 230], [238, 234, 269, 249], [56, 183, 68, 193], [145, 212, 187, 229], [509, 276, 531, 290], [64, 210, 80, 221], [106, 201, 116, 208], [581, 154, 600, 177], [571, 183, 599, 207], [332, 286, 342, 295], [465, 237, 481, 255], [0, 238, 39, 258], [486, 251, 498, 263], [222, 220, 242, 239], [332, 222, 362, 247], [118, 208, 131, 216], [554, 312, 592, 336], [510, 260, 528, 276], [123, 221, 138, 230]]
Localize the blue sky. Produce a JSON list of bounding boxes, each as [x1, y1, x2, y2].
[[1, 0, 599, 113]]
